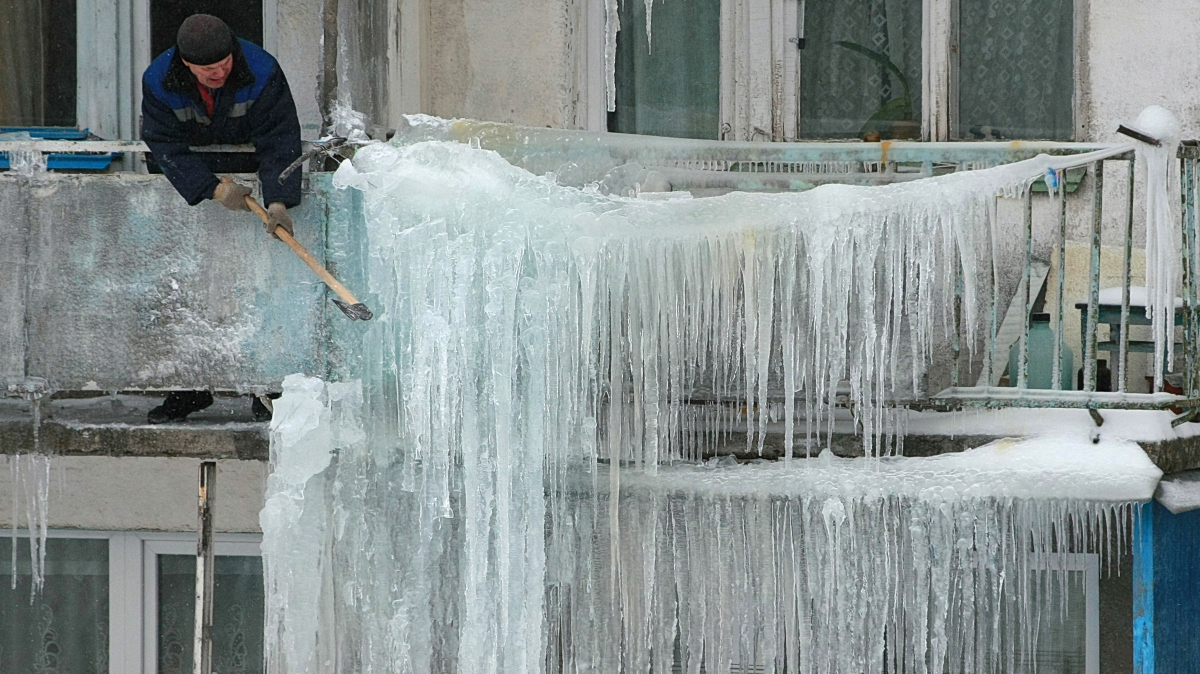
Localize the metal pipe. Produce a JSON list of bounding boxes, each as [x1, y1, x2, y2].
[[1053, 170, 1068, 390], [1019, 188, 1034, 388], [953, 255, 962, 388], [987, 197, 1000, 388], [193, 461, 216, 674], [1181, 158, 1195, 397], [1085, 161, 1104, 392], [1120, 160, 1134, 392], [1191, 159, 1200, 397]]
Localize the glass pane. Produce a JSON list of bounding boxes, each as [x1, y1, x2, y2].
[[610, 0, 721, 139], [158, 554, 265, 674], [0, 537, 109, 674], [996, 569, 1087, 673], [800, 0, 923, 140], [958, 0, 1074, 140], [0, 0, 77, 126]]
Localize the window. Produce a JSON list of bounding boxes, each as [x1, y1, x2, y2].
[[600, 0, 1075, 141], [149, 1, 264, 60], [0, 0, 78, 127], [609, 0, 722, 139], [145, 537, 265, 674], [0, 531, 264, 674], [956, 0, 1075, 140], [0, 536, 108, 674]]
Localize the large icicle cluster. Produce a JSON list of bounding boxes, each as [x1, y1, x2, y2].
[[261, 132, 1157, 674]]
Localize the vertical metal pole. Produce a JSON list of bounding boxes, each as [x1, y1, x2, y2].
[[1180, 157, 1194, 396], [1190, 157, 1200, 398], [193, 461, 216, 674], [1120, 160, 1135, 392], [952, 258, 963, 388], [988, 197, 1000, 387], [1085, 161, 1104, 393], [1054, 170, 1068, 390], [1019, 188, 1034, 389]]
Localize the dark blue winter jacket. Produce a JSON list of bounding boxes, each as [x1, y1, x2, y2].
[[142, 39, 302, 207]]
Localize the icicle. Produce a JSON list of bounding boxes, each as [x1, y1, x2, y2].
[[260, 123, 1156, 674], [604, 0, 620, 112], [1131, 105, 1183, 390]]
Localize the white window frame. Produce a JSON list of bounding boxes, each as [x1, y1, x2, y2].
[[583, 0, 1080, 142], [18, 530, 263, 674]]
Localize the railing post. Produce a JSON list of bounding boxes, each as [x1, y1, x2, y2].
[[193, 461, 216, 674], [1120, 160, 1135, 392], [1019, 189, 1034, 388], [1181, 157, 1195, 398], [1054, 170, 1068, 390], [1085, 161, 1105, 392]]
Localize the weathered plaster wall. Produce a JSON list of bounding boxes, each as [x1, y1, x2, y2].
[[276, 0, 327, 139], [427, 0, 574, 127], [1081, 0, 1200, 142], [0, 455, 267, 532]]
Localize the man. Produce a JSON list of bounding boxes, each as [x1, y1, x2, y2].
[[141, 14, 301, 424]]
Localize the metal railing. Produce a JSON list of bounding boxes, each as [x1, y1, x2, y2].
[[931, 143, 1200, 424]]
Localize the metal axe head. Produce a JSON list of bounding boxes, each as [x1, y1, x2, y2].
[[332, 298, 374, 321]]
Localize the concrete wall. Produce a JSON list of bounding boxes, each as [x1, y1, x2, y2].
[[0, 173, 330, 391], [426, 0, 575, 127], [277, 0, 328, 139], [1080, 1, 1200, 142], [0, 455, 266, 532]]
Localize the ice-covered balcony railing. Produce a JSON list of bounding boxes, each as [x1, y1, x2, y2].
[[391, 115, 1200, 427]]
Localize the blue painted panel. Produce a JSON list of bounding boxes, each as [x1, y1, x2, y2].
[[1152, 501, 1200, 673], [1134, 502, 1155, 674]]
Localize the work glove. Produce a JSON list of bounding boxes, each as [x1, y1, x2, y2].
[[266, 202, 294, 239], [212, 178, 252, 211]]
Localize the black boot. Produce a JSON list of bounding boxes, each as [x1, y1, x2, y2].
[[147, 391, 214, 424]]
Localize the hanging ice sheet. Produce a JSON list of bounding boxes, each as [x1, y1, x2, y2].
[[261, 126, 1158, 674]]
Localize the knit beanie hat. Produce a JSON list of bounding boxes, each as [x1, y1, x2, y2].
[[176, 14, 235, 65]]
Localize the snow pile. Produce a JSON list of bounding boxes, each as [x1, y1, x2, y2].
[[261, 127, 1165, 674]]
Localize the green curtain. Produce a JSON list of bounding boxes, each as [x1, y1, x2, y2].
[[610, 0, 722, 140], [0, 0, 44, 126], [958, 0, 1074, 140], [0, 538, 110, 674]]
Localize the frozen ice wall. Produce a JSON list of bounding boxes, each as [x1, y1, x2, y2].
[[262, 130, 1156, 674]]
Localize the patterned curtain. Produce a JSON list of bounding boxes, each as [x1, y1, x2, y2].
[[958, 0, 1074, 140], [158, 555, 265, 674], [611, 0, 722, 140], [800, 0, 923, 139], [0, 538, 109, 674]]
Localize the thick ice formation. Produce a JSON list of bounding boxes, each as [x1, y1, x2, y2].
[[1130, 105, 1183, 390], [256, 130, 1167, 674]]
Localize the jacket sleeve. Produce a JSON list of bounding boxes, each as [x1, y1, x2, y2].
[[140, 80, 220, 206], [248, 65, 303, 208]]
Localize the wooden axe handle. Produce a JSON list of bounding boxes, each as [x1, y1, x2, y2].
[[245, 195, 365, 306]]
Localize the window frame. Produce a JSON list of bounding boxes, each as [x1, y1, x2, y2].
[[13, 530, 263, 674], [587, 0, 1082, 142]]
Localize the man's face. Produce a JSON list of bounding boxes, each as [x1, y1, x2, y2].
[[183, 54, 234, 89]]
